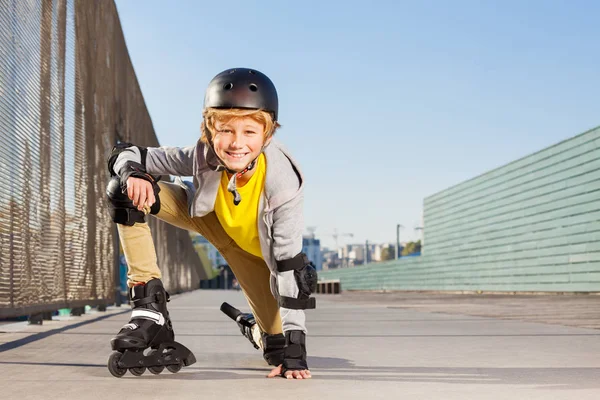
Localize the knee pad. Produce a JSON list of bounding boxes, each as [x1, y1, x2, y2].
[[106, 176, 161, 226], [295, 262, 318, 298], [276, 253, 318, 310]]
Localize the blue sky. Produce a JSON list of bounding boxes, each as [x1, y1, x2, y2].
[[114, 0, 600, 248]]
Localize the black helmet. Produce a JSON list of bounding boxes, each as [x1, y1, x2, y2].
[[203, 68, 279, 121]]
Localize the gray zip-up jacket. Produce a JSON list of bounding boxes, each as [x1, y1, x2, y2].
[[112, 138, 307, 334]]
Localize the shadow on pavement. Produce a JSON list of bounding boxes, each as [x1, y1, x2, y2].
[[0, 310, 129, 353]]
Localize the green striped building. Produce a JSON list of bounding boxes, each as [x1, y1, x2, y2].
[[319, 126, 600, 292]]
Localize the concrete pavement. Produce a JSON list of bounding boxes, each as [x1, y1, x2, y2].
[[1, 290, 599, 400]]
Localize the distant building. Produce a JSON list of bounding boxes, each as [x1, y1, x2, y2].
[[373, 243, 397, 261], [348, 245, 365, 265], [321, 249, 340, 270], [303, 236, 323, 271], [373, 244, 383, 262]]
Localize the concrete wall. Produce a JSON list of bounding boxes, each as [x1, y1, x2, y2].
[[319, 126, 600, 292]]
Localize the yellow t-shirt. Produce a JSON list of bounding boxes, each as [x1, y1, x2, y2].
[[214, 154, 266, 259]]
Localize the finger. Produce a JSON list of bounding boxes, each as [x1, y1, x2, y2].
[[127, 179, 133, 200], [138, 188, 147, 211], [132, 182, 141, 206], [267, 365, 282, 378], [300, 370, 311, 379], [286, 371, 302, 380], [147, 184, 155, 207], [267, 370, 278, 378], [138, 183, 148, 209]]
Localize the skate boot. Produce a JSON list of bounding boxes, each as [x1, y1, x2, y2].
[[220, 302, 285, 366], [107, 278, 196, 378]]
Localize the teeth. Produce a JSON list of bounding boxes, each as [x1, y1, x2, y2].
[[228, 153, 247, 159]]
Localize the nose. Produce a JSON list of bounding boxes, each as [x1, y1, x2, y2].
[[230, 131, 245, 148]]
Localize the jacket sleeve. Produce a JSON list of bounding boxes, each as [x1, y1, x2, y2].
[[271, 191, 308, 333], [112, 144, 195, 177]]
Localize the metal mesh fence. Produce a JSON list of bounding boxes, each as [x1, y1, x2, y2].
[[0, 0, 207, 318]]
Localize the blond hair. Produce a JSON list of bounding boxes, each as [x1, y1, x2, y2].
[[200, 108, 281, 144]]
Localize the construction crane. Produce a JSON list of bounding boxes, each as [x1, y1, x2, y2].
[[305, 227, 353, 250], [330, 228, 354, 250], [305, 227, 354, 268]]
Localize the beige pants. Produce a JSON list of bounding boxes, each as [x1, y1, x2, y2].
[[118, 181, 282, 338]]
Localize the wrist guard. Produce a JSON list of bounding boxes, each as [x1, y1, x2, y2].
[[281, 330, 308, 375]]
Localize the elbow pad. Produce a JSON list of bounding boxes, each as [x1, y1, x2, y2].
[[107, 142, 148, 177], [107, 142, 159, 193]]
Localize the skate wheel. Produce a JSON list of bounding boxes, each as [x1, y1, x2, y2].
[[149, 365, 164, 375], [166, 361, 182, 373], [147, 350, 164, 374], [129, 366, 146, 376], [108, 352, 127, 378]]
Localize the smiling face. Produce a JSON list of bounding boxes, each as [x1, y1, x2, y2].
[[212, 116, 270, 172]]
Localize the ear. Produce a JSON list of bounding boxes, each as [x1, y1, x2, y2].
[[263, 134, 273, 148]]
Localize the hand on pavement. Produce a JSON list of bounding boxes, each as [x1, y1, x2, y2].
[[267, 364, 312, 380]]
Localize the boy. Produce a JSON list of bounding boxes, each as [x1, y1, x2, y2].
[[106, 68, 316, 380]]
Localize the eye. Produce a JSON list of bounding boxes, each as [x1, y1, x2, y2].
[[245, 130, 257, 135]]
